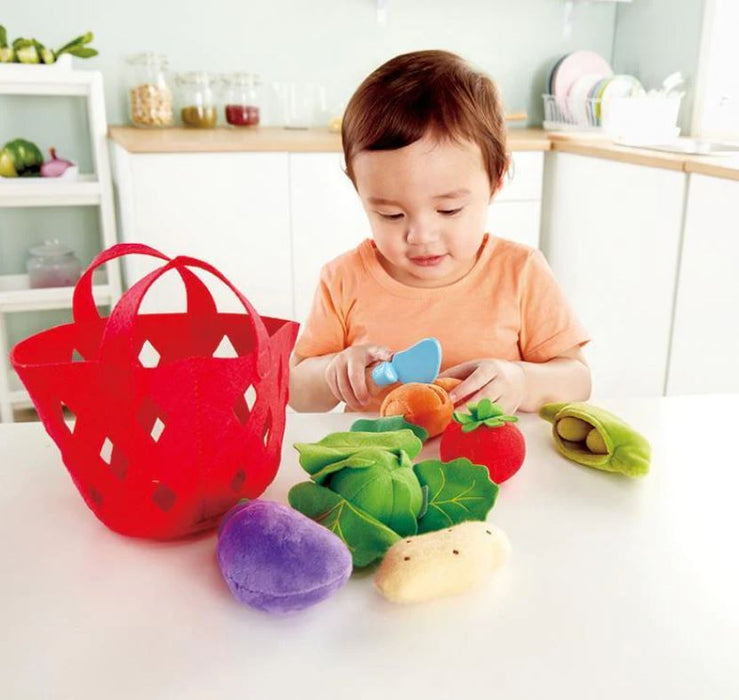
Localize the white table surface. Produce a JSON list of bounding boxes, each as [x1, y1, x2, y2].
[[2, 395, 738, 700]]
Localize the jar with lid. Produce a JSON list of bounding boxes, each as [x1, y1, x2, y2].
[[223, 73, 261, 127], [126, 52, 173, 128], [176, 72, 218, 128], [26, 241, 82, 289]]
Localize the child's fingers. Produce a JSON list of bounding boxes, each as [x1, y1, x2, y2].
[[366, 345, 392, 363], [336, 367, 362, 410], [449, 365, 498, 404], [325, 365, 343, 404], [347, 354, 370, 405], [438, 361, 476, 379]]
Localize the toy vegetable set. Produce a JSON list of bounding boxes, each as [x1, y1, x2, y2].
[[11, 248, 652, 614]]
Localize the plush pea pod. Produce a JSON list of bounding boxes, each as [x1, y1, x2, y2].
[[540, 402, 651, 477]]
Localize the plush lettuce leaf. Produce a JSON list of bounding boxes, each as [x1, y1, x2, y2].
[[350, 416, 428, 442], [413, 458, 499, 534], [288, 481, 400, 567], [328, 450, 423, 537], [294, 430, 423, 483]]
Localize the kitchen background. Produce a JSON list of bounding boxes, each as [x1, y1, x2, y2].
[[1, 0, 736, 421]]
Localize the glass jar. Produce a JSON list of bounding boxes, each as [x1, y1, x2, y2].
[[176, 71, 218, 128], [27, 241, 82, 289], [126, 52, 173, 128], [223, 73, 261, 127]]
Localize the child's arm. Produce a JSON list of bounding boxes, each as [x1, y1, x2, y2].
[[441, 346, 591, 414], [289, 345, 392, 412]]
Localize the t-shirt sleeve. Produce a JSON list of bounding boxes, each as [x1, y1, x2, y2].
[[293, 265, 347, 358], [518, 249, 590, 362]]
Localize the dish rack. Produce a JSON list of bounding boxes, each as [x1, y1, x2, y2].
[[542, 94, 602, 131]]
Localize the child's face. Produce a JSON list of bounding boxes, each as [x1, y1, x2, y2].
[[353, 132, 494, 287]]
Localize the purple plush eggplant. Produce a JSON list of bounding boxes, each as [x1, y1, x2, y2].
[[217, 500, 352, 614]]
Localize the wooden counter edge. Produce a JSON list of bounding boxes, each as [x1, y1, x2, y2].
[[108, 126, 551, 154], [108, 126, 739, 181]]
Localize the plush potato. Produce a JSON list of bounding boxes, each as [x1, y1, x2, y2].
[[374, 520, 510, 603]]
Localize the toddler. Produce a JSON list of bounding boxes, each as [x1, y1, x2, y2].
[[289, 50, 591, 414]]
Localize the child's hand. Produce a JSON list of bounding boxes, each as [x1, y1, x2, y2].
[[439, 359, 526, 414], [324, 345, 393, 410]]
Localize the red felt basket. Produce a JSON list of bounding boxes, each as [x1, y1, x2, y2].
[[11, 243, 299, 539]]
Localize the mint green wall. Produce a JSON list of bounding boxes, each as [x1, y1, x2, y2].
[[613, 0, 706, 133], [2, 0, 618, 130]]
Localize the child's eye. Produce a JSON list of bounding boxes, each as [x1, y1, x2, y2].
[[378, 212, 404, 220], [438, 207, 463, 216]]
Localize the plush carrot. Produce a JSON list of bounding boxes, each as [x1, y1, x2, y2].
[[440, 399, 525, 483], [380, 382, 455, 438]]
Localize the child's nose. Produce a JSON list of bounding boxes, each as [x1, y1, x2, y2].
[[405, 216, 439, 245]]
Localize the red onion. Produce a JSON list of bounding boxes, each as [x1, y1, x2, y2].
[[40, 147, 75, 177]]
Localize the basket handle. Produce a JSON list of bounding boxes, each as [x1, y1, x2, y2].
[[73, 243, 217, 324], [98, 254, 272, 378]]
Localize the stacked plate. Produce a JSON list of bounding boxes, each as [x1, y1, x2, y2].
[[545, 51, 644, 128]]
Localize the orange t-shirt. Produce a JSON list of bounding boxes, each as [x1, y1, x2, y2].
[[295, 235, 590, 409]]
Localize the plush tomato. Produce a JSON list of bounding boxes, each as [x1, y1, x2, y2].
[[440, 399, 525, 484]]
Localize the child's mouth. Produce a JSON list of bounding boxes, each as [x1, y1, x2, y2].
[[409, 254, 446, 267]]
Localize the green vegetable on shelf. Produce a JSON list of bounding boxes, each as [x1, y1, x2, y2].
[[13, 37, 40, 64], [0, 139, 44, 178], [0, 26, 97, 64], [54, 32, 98, 60], [0, 25, 14, 62]]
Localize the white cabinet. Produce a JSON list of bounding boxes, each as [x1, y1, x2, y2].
[[112, 147, 293, 320], [288, 153, 370, 325], [666, 174, 739, 394], [541, 152, 685, 398]]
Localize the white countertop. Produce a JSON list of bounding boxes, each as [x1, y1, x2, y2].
[[2, 395, 738, 700]]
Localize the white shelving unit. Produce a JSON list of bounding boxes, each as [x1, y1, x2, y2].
[[0, 61, 122, 422]]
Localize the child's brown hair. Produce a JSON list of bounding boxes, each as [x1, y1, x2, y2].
[[342, 50, 509, 190]]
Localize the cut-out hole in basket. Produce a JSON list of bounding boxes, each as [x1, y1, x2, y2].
[[60, 402, 77, 434], [150, 417, 165, 442], [152, 482, 176, 511], [262, 411, 272, 447], [100, 437, 113, 464], [137, 397, 167, 443], [71, 348, 85, 363], [213, 335, 239, 358], [138, 340, 161, 368], [231, 468, 247, 492], [100, 437, 128, 480], [234, 385, 257, 426]]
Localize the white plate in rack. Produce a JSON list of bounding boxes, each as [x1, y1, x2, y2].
[[552, 50, 613, 100]]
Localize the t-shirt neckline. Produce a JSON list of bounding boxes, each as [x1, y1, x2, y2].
[[358, 233, 497, 299]]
